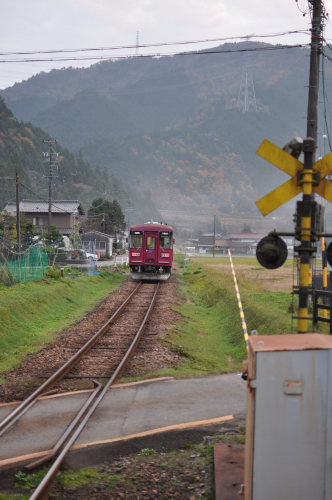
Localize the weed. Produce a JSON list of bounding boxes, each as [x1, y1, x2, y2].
[[59, 468, 107, 487], [43, 266, 62, 279], [106, 474, 121, 486], [15, 469, 48, 489], [138, 448, 156, 456], [64, 296, 75, 303], [0, 495, 29, 499], [15, 471, 28, 485]]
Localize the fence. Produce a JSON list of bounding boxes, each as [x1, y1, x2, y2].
[[0, 246, 48, 285]]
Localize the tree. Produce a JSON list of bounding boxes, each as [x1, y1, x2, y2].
[[87, 197, 126, 236], [0, 210, 17, 242], [108, 199, 126, 235], [43, 225, 65, 247], [241, 223, 252, 233], [20, 215, 35, 246]]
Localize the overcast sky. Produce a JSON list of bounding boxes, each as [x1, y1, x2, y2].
[[1, 0, 332, 90]]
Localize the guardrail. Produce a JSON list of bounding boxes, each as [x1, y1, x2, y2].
[[114, 255, 129, 266]]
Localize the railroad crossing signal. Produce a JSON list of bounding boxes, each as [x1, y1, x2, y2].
[[255, 136, 332, 334], [255, 139, 332, 216]]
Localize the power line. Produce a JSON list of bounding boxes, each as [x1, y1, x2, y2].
[[0, 43, 310, 64], [17, 181, 78, 214], [0, 30, 310, 58]]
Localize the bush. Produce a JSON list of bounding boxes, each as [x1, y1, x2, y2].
[[44, 266, 62, 279], [0, 266, 14, 286]]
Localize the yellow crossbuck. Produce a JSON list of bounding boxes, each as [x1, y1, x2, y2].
[[255, 139, 332, 216]]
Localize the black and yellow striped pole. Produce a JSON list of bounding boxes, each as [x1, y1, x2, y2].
[[322, 234, 328, 322], [297, 138, 315, 333], [228, 249, 248, 351]]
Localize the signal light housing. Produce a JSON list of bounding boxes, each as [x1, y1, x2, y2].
[[256, 235, 288, 269], [326, 242, 332, 268]]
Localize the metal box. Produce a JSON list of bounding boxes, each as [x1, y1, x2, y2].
[[244, 333, 332, 500]]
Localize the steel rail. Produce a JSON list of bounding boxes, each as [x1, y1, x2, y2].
[[0, 282, 142, 434], [0, 390, 58, 439], [29, 282, 160, 500], [25, 380, 103, 470]]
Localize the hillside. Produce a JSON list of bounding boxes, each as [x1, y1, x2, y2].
[[0, 97, 161, 224], [1, 41, 330, 223]]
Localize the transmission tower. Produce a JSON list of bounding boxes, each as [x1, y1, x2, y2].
[[136, 31, 139, 56], [237, 47, 257, 113]]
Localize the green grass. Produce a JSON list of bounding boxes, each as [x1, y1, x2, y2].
[[0, 270, 127, 373], [0, 495, 29, 499], [149, 255, 297, 379]]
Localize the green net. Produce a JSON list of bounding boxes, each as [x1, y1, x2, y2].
[[0, 246, 48, 285]]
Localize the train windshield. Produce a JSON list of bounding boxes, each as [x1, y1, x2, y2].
[[159, 232, 172, 249], [130, 231, 143, 248]]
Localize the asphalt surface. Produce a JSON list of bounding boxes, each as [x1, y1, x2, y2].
[[0, 373, 246, 468]]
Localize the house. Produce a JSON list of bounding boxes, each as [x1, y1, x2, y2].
[[228, 233, 265, 254], [80, 230, 114, 259], [4, 200, 85, 236], [195, 232, 267, 254]]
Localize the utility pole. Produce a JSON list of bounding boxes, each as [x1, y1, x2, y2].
[[213, 215, 216, 258], [16, 172, 20, 256], [307, 0, 323, 144], [297, 0, 323, 333], [43, 139, 58, 233]]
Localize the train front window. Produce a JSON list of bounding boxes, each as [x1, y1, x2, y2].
[[130, 232, 143, 248], [160, 232, 172, 249], [146, 236, 155, 250]]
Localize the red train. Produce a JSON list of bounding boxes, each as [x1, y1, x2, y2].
[[128, 222, 174, 280]]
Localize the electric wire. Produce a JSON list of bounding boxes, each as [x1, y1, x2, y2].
[[17, 181, 80, 214], [0, 30, 311, 58], [0, 43, 310, 64]]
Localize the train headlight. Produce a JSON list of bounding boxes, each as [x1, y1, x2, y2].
[[132, 252, 140, 257], [161, 253, 170, 258]]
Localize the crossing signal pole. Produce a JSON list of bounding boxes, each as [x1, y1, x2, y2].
[[255, 0, 331, 333], [297, 0, 323, 333], [16, 172, 20, 256]]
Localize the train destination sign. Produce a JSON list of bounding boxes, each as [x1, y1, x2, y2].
[[255, 138, 332, 216]]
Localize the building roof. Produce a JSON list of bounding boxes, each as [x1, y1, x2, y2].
[[4, 200, 85, 216], [81, 230, 113, 239], [228, 233, 264, 240]]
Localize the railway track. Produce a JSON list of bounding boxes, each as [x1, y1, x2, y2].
[[0, 280, 161, 499]]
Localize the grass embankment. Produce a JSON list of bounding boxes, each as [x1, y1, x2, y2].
[[156, 255, 295, 378], [0, 270, 127, 374]]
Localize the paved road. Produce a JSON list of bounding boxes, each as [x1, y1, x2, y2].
[[0, 373, 246, 468]]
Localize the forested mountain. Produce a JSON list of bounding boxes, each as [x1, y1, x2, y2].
[[0, 97, 161, 224], [1, 41, 330, 220]]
